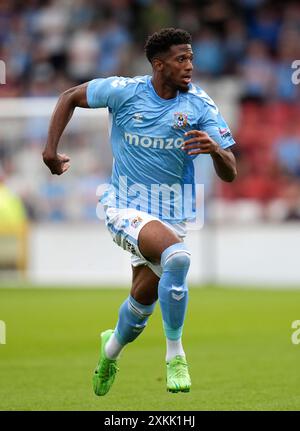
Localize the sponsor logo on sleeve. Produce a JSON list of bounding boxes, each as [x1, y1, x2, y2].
[[219, 127, 231, 139]]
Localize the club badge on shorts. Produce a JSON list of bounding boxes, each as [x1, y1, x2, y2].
[[131, 216, 143, 228], [173, 112, 188, 129]]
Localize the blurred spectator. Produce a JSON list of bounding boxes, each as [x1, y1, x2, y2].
[[274, 121, 300, 177], [0, 166, 28, 227], [40, 178, 68, 222], [247, 6, 281, 50], [137, 0, 174, 38], [193, 28, 224, 77], [176, 5, 199, 35], [67, 26, 99, 82], [282, 1, 300, 33], [0, 0, 299, 99], [239, 39, 275, 100], [96, 19, 131, 77], [32, 0, 69, 61], [224, 18, 247, 74], [280, 178, 300, 221]]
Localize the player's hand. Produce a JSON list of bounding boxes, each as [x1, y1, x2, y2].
[[182, 130, 219, 155], [42, 152, 70, 175]]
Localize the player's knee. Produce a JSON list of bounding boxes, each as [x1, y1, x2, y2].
[[161, 242, 191, 270], [163, 249, 191, 272]]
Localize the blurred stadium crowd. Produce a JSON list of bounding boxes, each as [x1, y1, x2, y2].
[[0, 0, 300, 222]]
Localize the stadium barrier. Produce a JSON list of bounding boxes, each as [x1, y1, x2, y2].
[[23, 222, 300, 287]]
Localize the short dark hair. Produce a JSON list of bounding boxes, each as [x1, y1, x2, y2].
[[144, 28, 192, 63]]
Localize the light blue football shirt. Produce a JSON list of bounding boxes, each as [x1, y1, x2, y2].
[[87, 75, 235, 223]]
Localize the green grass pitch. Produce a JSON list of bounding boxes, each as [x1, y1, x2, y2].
[[0, 286, 299, 411]]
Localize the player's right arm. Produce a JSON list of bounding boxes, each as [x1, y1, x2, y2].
[[43, 76, 135, 174], [42, 82, 89, 175]]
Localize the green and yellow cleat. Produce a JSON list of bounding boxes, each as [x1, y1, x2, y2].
[[166, 355, 191, 393], [93, 329, 119, 396]]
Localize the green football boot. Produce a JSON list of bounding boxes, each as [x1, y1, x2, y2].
[[93, 329, 119, 396], [166, 355, 191, 393]]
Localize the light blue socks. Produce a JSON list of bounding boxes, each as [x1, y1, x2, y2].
[[158, 242, 191, 341], [114, 295, 156, 346], [106, 242, 190, 361]]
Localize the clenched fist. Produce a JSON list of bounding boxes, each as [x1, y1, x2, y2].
[[42, 152, 70, 175]]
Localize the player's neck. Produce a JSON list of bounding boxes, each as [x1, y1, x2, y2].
[[151, 77, 178, 100]]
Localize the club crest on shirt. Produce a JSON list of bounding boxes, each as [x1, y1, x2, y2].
[[131, 216, 143, 228], [173, 112, 188, 129]]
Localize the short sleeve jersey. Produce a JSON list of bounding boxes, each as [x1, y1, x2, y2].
[[87, 75, 235, 223]]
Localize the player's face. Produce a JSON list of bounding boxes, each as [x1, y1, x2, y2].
[[162, 44, 193, 92]]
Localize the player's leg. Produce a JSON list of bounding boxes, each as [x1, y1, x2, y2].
[[138, 221, 192, 392], [104, 265, 159, 359], [93, 208, 161, 396], [93, 264, 159, 396], [93, 208, 190, 395]]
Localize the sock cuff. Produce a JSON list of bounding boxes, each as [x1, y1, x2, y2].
[[161, 242, 190, 267], [114, 329, 126, 346], [163, 320, 184, 341], [128, 295, 156, 318]]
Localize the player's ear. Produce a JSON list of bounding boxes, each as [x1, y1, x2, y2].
[[152, 57, 164, 72]]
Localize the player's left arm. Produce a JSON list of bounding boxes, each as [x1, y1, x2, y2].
[[182, 130, 237, 182]]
